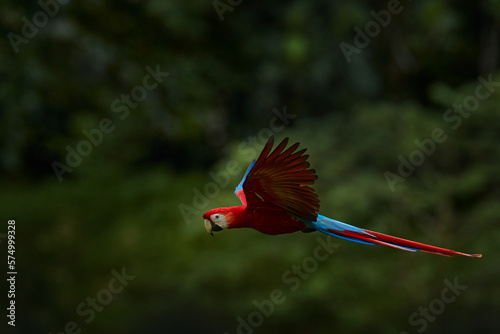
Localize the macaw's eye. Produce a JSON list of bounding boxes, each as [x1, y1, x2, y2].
[[214, 214, 220, 220]]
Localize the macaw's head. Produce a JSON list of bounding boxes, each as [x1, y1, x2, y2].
[[202, 209, 232, 236]]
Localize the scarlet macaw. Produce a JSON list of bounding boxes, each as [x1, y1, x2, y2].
[[203, 136, 482, 257]]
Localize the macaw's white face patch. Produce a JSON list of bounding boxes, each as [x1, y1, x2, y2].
[[204, 213, 229, 236]]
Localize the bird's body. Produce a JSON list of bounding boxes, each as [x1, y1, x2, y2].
[[203, 136, 482, 258]]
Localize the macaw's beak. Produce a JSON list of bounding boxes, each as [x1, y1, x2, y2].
[[204, 219, 223, 236]]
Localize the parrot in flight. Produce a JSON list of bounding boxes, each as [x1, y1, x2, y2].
[[203, 136, 482, 258]]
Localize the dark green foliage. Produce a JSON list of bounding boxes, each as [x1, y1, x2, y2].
[[0, 0, 499, 333]]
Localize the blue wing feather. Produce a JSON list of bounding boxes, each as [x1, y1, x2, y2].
[[234, 160, 255, 206], [235, 160, 255, 194]]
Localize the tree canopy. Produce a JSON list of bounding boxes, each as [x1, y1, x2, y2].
[[1, 1, 499, 333]]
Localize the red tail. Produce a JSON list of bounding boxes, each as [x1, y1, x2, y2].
[[326, 228, 482, 258]]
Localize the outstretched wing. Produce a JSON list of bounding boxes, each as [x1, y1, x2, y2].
[[234, 136, 319, 221]]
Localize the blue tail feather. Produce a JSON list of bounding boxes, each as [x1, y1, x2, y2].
[[307, 215, 421, 252]]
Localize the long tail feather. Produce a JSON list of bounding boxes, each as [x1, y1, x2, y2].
[[309, 215, 482, 258]]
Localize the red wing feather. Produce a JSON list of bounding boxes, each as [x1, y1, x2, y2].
[[243, 136, 320, 221]]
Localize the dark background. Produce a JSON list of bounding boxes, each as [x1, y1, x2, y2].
[[1, 1, 499, 333]]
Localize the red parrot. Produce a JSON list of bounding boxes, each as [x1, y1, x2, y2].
[[203, 136, 482, 257]]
